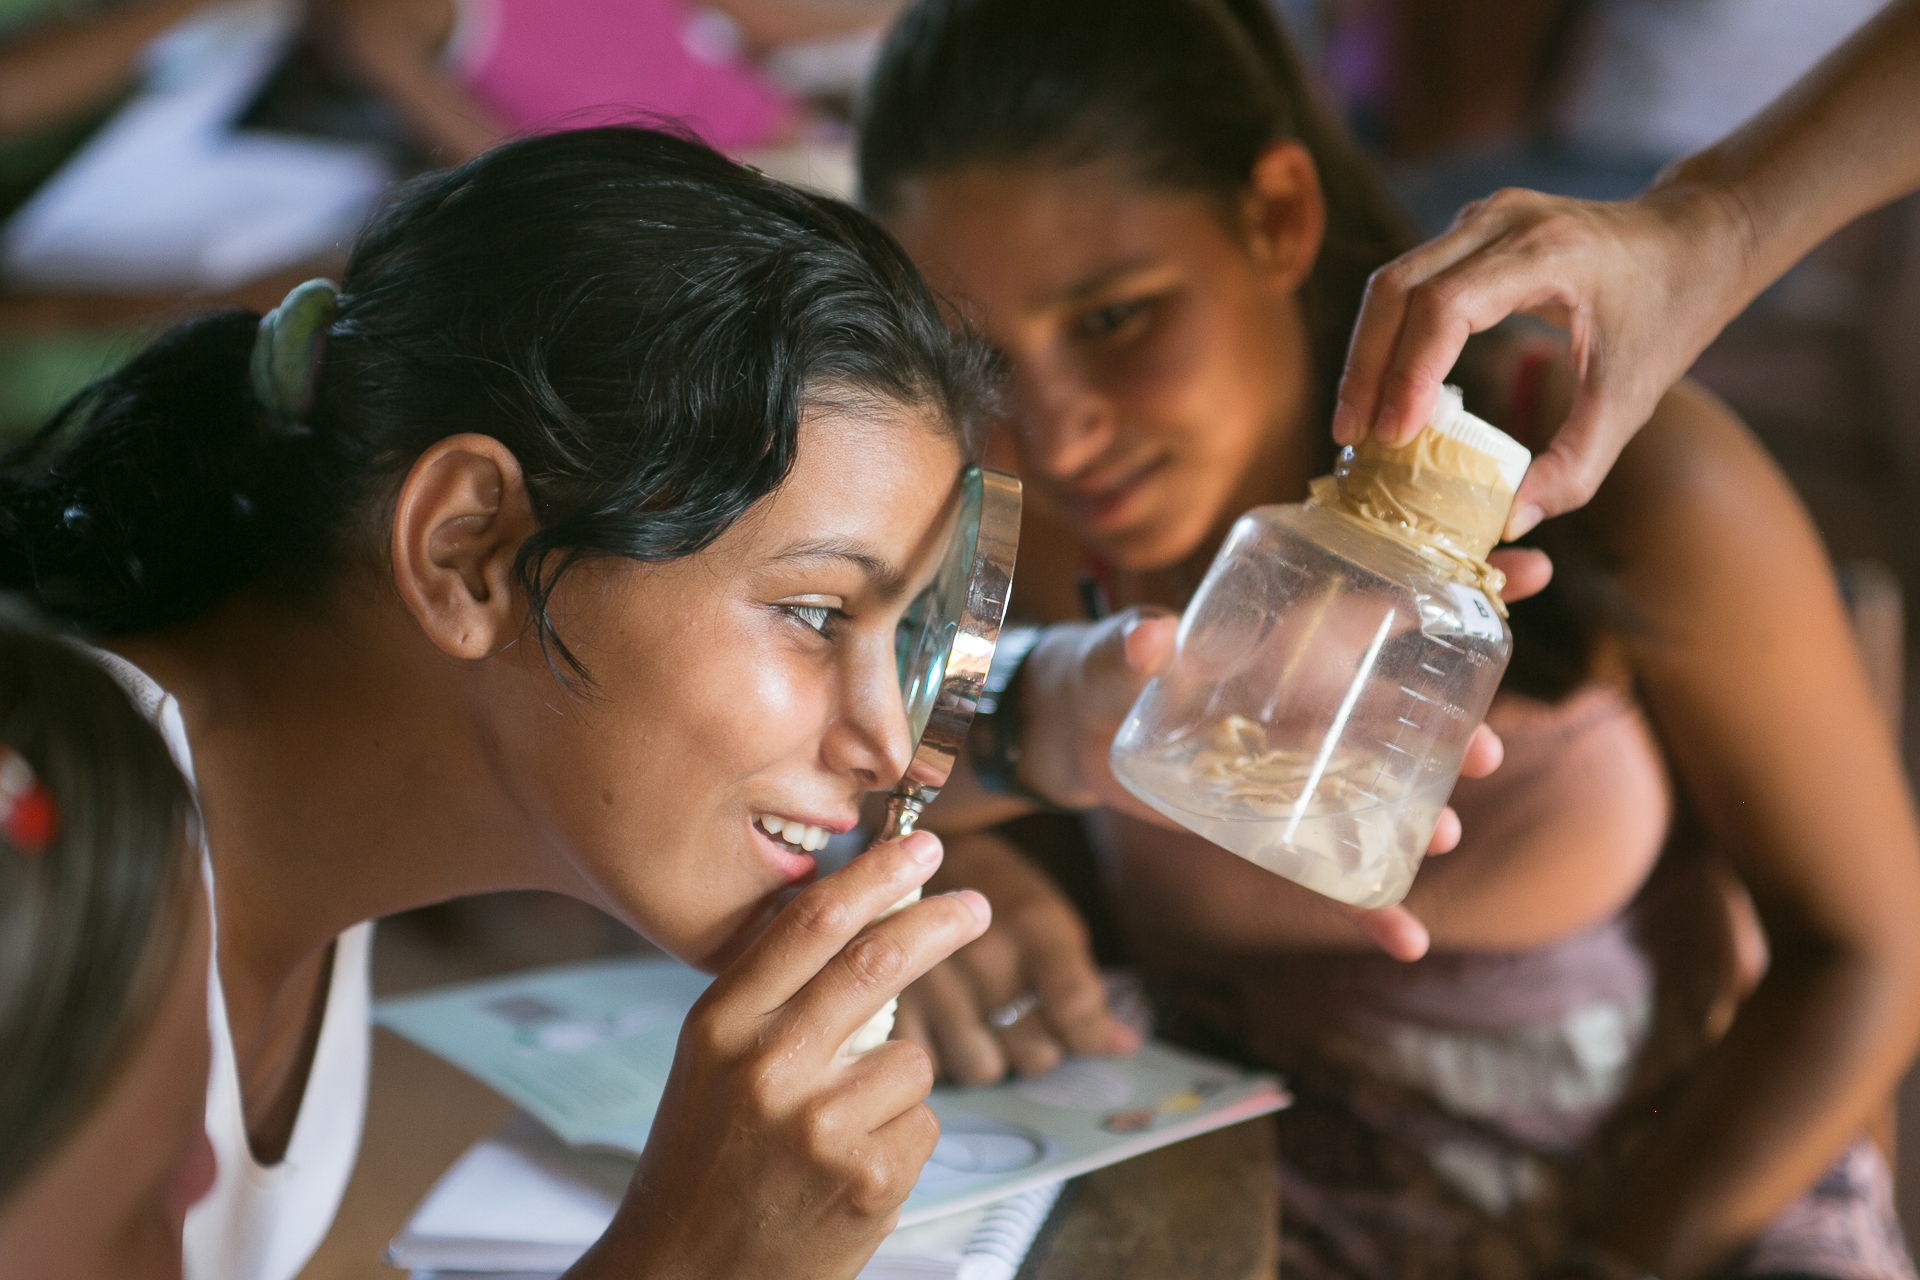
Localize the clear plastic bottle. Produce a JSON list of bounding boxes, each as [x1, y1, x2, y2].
[[1110, 388, 1530, 908]]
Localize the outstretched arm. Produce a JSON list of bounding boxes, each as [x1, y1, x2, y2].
[[1333, 0, 1920, 537]]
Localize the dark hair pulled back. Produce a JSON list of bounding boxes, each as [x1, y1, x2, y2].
[[0, 127, 989, 676], [858, 0, 1415, 428], [860, 0, 1614, 700], [0, 605, 196, 1202]]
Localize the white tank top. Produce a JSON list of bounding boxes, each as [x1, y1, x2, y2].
[[91, 650, 372, 1280]]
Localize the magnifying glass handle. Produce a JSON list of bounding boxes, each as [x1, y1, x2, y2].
[[843, 791, 933, 1056]]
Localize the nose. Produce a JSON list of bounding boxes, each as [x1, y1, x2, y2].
[[822, 634, 917, 791], [1015, 360, 1116, 481]]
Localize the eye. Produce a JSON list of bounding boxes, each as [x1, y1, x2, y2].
[[1074, 297, 1153, 341], [783, 604, 840, 637]]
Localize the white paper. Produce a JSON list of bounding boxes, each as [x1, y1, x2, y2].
[[2, 0, 390, 291], [387, 1114, 1066, 1279]]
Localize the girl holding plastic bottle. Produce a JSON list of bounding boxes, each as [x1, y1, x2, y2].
[[864, 2, 1920, 1276]]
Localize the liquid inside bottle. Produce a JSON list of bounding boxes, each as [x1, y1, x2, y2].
[[1110, 389, 1525, 908]]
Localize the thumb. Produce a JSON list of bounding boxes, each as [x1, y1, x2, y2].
[[1507, 389, 1645, 536], [1120, 610, 1178, 678]]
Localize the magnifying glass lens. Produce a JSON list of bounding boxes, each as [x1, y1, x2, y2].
[[895, 471, 984, 748]]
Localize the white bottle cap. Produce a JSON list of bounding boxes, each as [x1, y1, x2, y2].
[[1426, 384, 1531, 492]]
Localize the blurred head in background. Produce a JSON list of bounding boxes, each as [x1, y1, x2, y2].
[[0, 611, 211, 1280], [861, 0, 1412, 572]]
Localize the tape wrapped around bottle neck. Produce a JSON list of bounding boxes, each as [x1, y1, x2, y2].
[[1305, 405, 1523, 611]]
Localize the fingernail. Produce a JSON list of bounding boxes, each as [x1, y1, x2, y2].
[[1505, 504, 1543, 540], [902, 830, 943, 866], [947, 888, 990, 925]]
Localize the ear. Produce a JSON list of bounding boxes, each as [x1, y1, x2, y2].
[[1243, 140, 1326, 295], [389, 434, 538, 661]]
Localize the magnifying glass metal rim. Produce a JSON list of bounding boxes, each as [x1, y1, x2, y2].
[[877, 464, 1022, 840]]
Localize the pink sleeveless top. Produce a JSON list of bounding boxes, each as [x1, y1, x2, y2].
[[448, 0, 794, 151]]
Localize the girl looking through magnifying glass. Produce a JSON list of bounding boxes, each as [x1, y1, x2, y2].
[[0, 126, 997, 1280]]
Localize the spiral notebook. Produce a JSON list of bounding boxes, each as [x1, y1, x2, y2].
[[375, 956, 1291, 1229], [389, 1113, 1063, 1280]]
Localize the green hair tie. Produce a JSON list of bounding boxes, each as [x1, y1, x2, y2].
[[249, 278, 339, 434]]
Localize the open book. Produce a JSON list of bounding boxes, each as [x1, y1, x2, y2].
[[388, 1113, 1064, 1280], [375, 956, 1290, 1228]]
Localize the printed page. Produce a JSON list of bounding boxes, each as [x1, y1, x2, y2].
[[376, 956, 1289, 1224]]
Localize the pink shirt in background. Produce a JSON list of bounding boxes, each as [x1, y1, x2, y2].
[[447, 0, 795, 152]]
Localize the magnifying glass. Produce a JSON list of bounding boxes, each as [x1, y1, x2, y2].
[[845, 463, 1022, 1055]]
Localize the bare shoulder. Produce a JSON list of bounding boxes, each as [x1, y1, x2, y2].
[[1583, 379, 1836, 619]]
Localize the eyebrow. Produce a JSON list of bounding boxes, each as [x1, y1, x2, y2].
[[1036, 255, 1162, 308], [771, 539, 910, 600]]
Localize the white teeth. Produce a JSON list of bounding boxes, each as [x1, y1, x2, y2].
[[757, 815, 831, 853]]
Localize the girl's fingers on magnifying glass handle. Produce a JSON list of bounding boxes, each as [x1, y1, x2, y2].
[[590, 843, 984, 1280], [706, 830, 953, 1019], [779, 886, 991, 1049]]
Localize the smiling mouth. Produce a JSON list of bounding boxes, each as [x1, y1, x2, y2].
[[755, 813, 833, 853], [1066, 455, 1166, 522]]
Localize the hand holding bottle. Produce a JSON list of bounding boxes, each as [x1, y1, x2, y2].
[[1333, 0, 1920, 536], [1011, 540, 1545, 962]]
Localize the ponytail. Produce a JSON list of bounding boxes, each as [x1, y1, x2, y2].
[[0, 311, 334, 635]]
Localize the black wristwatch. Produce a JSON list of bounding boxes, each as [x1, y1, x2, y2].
[[967, 624, 1062, 806]]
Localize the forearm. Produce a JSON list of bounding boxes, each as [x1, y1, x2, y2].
[[1588, 941, 1920, 1278], [1658, 0, 1920, 312], [0, 0, 211, 136], [325, 0, 505, 162]]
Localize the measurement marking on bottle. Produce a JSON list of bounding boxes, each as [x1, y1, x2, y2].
[[1398, 686, 1443, 706], [1382, 741, 1412, 755], [1396, 716, 1421, 729], [1419, 663, 1446, 676]]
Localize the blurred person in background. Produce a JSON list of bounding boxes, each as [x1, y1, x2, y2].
[[860, 1, 1920, 1277], [323, 0, 899, 163], [0, 612, 215, 1280]]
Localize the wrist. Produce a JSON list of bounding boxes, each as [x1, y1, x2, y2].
[[967, 625, 1066, 808], [1643, 170, 1768, 317]]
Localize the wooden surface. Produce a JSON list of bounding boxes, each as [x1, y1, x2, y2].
[[1024, 1117, 1280, 1280]]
